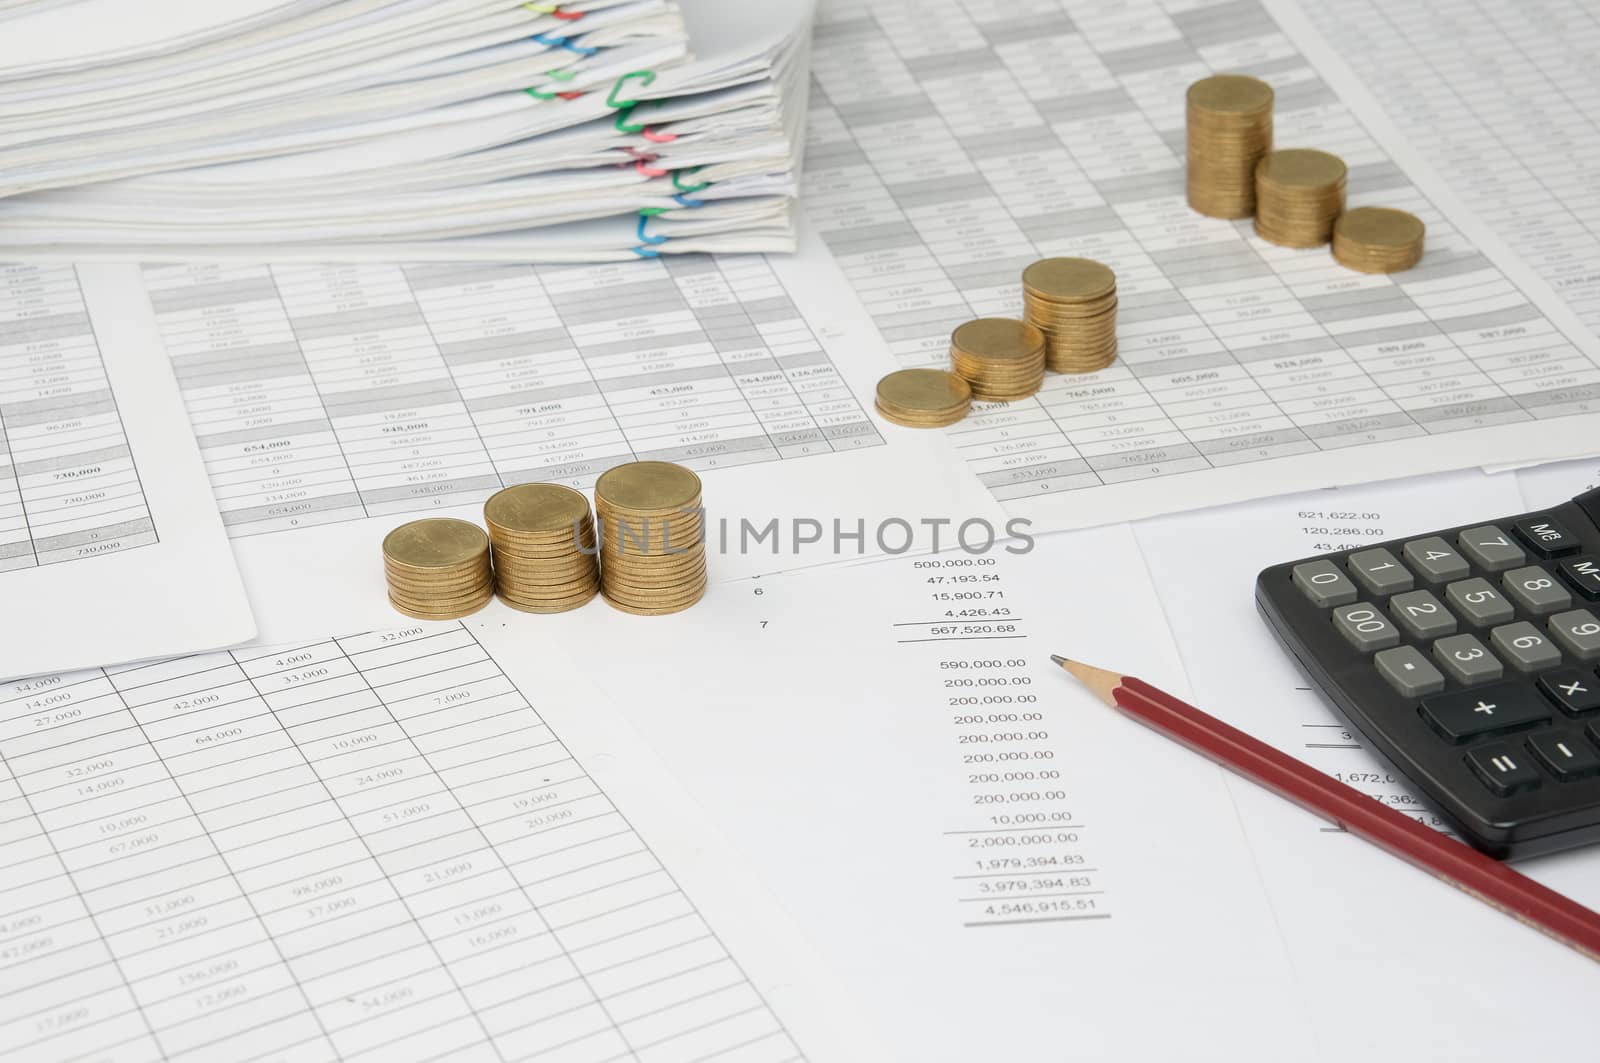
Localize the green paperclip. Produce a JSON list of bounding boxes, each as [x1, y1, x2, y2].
[[638, 207, 670, 216], [672, 167, 709, 194], [524, 68, 575, 100], [607, 70, 657, 133]]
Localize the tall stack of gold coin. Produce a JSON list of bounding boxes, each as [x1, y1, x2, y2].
[[875, 368, 972, 427], [949, 318, 1047, 401], [382, 518, 493, 620], [1254, 149, 1347, 247], [595, 461, 707, 615], [483, 483, 599, 613], [1186, 74, 1274, 218], [1021, 257, 1118, 373], [1332, 206, 1426, 273]]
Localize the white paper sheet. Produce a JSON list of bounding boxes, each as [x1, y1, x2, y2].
[[0, 620, 885, 1062], [129, 219, 1003, 643], [0, 264, 254, 680], [803, 0, 1600, 531]]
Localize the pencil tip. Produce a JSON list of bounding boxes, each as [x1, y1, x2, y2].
[[1049, 654, 1067, 666], [1048, 654, 1123, 706]]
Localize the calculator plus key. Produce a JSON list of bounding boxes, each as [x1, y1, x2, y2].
[[1422, 682, 1550, 742], [1512, 514, 1583, 558], [1445, 578, 1515, 626], [1502, 566, 1572, 615], [1292, 559, 1358, 606], [1528, 733, 1600, 781], [1389, 589, 1457, 639], [1550, 610, 1600, 661], [1432, 633, 1504, 684], [1489, 622, 1562, 673], [1333, 602, 1400, 651], [1538, 669, 1600, 715], [1348, 548, 1413, 596], [1457, 526, 1526, 572], [1557, 555, 1600, 600], [1403, 537, 1471, 583], [1466, 746, 1543, 797]]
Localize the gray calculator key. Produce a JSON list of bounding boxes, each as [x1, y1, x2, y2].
[[1550, 609, 1600, 660], [1374, 646, 1446, 697], [1457, 526, 1526, 572], [1389, 590, 1457, 639], [1489, 622, 1563, 673], [1403, 537, 1471, 583], [1432, 633, 1504, 685], [1502, 566, 1572, 615], [1445, 578, 1516, 626], [1292, 559, 1357, 606], [1332, 602, 1401, 651], [1347, 548, 1413, 595]]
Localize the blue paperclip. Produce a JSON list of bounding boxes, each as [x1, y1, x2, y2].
[[631, 246, 661, 258], [636, 215, 667, 246], [532, 31, 597, 55], [672, 193, 704, 208]]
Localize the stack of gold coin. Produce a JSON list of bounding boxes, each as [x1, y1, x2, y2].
[[1021, 257, 1118, 373], [949, 318, 1047, 401], [1254, 149, 1347, 247], [1332, 206, 1426, 273], [382, 518, 493, 620], [483, 483, 599, 613], [1186, 74, 1274, 218], [595, 461, 706, 616], [875, 368, 972, 427]]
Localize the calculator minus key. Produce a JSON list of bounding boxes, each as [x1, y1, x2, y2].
[[1549, 609, 1600, 660], [1502, 566, 1572, 615], [1421, 681, 1549, 742], [1527, 732, 1600, 780], [1347, 548, 1413, 595], [1403, 537, 1471, 583], [1512, 514, 1582, 558], [1292, 559, 1358, 606], [1332, 602, 1400, 651], [1457, 526, 1525, 572], [1431, 633, 1504, 685], [1374, 646, 1445, 697]]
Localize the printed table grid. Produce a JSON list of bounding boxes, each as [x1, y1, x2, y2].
[[143, 257, 882, 540], [805, 0, 1600, 502], [0, 265, 157, 570], [0, 625, 802, 1063]]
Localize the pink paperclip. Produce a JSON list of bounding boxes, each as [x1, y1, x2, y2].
[[641, 126, 678, 144], [634, 159, 669, 177]]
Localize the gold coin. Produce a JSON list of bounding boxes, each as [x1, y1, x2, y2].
[[498, 587, 599, 614], [594, 461, 702, 516], [483, 483, 592, 538], [603, 582, 708, 610], [950, 318, 1045, 360], [1332, 205, 1426, 272], [382, 518, 489, 573], [388, 580, 495, 609], [1187, 74, 1274, 116], [603, 564, 708, 590], [1255, 148, 1346, 189], [874, 368, 971, 427], [1022, 258, 1116, 302], [387, 574, 493, 598], [388, 590, 492, 620], [384, 557, 491, 581]]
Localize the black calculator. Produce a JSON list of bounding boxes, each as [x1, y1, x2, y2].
[[1256, 487, 1600, 859]]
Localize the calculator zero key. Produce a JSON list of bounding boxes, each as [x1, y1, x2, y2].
[[1256, 484, 1600, 859]]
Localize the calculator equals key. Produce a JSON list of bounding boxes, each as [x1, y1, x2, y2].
[[1260, 486, 1600, 858]]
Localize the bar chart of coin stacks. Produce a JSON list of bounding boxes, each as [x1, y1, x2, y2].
[[5, 0, 1600, 1062]]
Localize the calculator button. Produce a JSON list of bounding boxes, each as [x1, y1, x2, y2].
[[1444, 578, 1515, 626], [1347, 548, 1413, 596], [1403, 537, 1470, 583], [1465, 745, 1542, 796], [1457, 526, 1526, 572], [1489, 622, 1562, 673], [1557, 554, 1600, 600], [1539, 668, 1600, 715], [1374, 646, 1445, 697], [1502, 565, 1572, 615], [1432, 634, 1504, 685], [1512, 514, 1582, 558], [1423, 681, 1549, 741], [1292, 559, 1358, 606], [1332, 602, 1400, 651], [1389, 590, 1457, 640], [1527, 733, 1600, 780], [1549, 609, 1600, 660]]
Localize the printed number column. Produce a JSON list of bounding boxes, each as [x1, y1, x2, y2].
[[0, 671, 161, 1062], [402, 264, 633, 488], [3, 265, 155, 564], [144, 263, 367, 537]]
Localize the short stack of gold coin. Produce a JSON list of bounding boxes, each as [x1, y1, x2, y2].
[[595, 461, 707, 616], [1186, 74, 1274, 218], [1332, 206, 1427, 273], [382, 518, 493, 620], [1254, 148, 1347, 247], [949, 318, 1047, 401], [1022, 257, 1118, 373], [875, 368, 972, 427], [483, 483, 599, 613]]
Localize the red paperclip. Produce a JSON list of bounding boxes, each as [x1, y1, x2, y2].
[[641, 127, 677, 144], [634, 159, 668, 177]]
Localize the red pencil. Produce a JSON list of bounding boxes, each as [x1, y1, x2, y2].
[[1051, 654, 1600, 963]]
